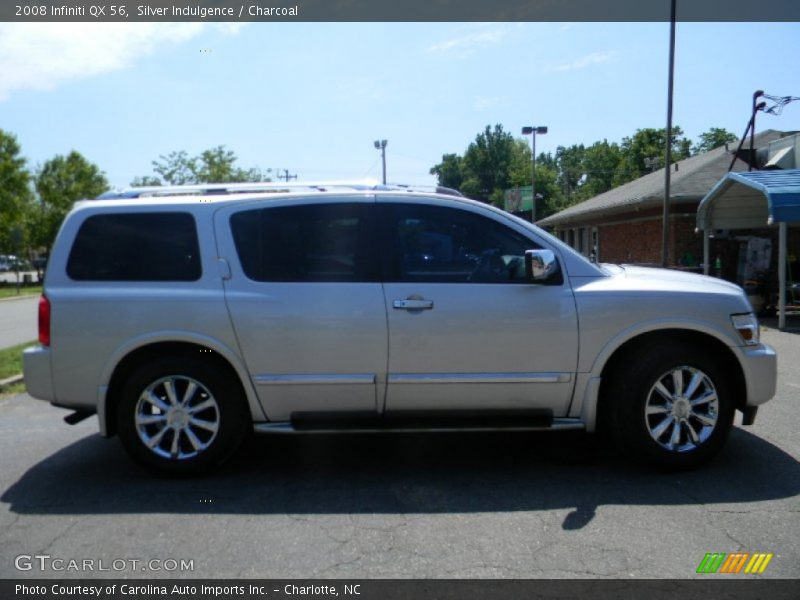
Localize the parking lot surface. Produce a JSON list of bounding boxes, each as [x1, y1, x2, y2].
[[0, 294, 37, 349], [0, 328, 797, 579]]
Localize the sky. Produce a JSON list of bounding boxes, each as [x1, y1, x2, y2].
[[0, 21, 799, 189]]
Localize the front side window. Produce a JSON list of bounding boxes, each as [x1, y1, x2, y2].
[[382, 204, 538, 283], [230, 203, 375, 282], [67, 212, 201, 281]]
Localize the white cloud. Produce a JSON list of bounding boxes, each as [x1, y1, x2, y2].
[[474, 96, 507, 111], [0, 23, 245, 101], [426, 27, 510, 58], [545, 50, 619, 73]]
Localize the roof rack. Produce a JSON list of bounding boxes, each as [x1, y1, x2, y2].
[[96, 180, 463, 199]]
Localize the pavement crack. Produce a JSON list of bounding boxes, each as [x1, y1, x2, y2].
[[36, 519, 80, 555]]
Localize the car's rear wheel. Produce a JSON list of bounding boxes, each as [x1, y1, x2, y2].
[[606, 341, 735, 469], [116, 356, 249, 476]]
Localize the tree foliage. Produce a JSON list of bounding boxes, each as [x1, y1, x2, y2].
[[612, 127, 692, 186], [431, 125, 519, 204], [0, 129, 33, 252], [34, 151, 109, 254], [693, 127, 739, 155], [430, 124, 732, 219], [133, 146, 269, 186], [429, 153, 463, 190]]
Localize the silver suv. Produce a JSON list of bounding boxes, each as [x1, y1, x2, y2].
[[23, 183, 777, 475]]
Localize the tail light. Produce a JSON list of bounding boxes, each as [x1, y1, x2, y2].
[[38, 295, 50, 346]]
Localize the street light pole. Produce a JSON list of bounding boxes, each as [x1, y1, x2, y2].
[[373, 139, 388, 184], [522, 126, 548, 223], [661, 0, 676, 268]]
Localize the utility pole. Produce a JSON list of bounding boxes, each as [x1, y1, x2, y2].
[[277, 169, 297, 182], [374, 140, 388, 184], [661, 0, 676, 268]]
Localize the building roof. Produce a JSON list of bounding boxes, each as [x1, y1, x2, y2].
[[537, 129, 787, 227], [697, 168, 800, 229]]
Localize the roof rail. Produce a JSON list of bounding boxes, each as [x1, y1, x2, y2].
[[96, 181, 463, 199]]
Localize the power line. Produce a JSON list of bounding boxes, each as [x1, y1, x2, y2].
[[276, 169, 297, 182]]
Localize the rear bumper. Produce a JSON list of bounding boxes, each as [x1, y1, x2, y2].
[[739, 343, 777, 407], [22, 345, 55, 402]]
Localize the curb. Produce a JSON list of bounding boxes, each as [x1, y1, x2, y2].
[[0, 373, 23, 388]]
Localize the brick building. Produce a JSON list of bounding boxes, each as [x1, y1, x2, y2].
[[536, 129, 790, 269]]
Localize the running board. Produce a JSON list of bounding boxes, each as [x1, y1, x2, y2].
[[253, 411, 585, 434]]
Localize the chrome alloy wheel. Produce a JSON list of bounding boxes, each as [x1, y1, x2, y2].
[[134, 376, 220, 460], [644, 366, 719, 453]]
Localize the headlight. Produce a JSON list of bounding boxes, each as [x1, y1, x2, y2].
[[731, 313, 760, 346]]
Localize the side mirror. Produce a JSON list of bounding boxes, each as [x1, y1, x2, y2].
[[525, 249, 559, 283]]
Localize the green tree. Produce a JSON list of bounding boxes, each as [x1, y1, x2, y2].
[[134, 146, 269, 186], [507, 145, 565, 218], [461, 124, 518, 203], [429, 153, 464, 190], [151, 150, 198, 185], [35, 151, 108, 255], [430, 127, 565, 214], [196, 146, 266, 183], [0, 130, 33, 253], [130, 175, 163, 187], [613, 126, 691, 186], [692, 127, 739, 155], [554, 144, 587, 204], [576, 140, 623, 201]]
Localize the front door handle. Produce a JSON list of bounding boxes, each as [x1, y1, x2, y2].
[[393, 298, 434, 310]]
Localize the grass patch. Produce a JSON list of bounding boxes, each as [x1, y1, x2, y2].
[[0, 381, 26, 399], [0, 340, 36, 381], [0, 285, 42, 299]]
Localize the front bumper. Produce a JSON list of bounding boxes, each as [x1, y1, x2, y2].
[[22, 345, 55, 402], [738, 343, 777, 406]]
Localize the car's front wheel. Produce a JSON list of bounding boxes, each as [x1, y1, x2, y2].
[[116, 356, 249, 476], [606, 341, 735, 469]]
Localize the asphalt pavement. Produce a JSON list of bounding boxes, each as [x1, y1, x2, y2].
[[0, 328, 797, 579], [0, 294, 38, 349]]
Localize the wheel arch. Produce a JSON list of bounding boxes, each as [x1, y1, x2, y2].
[[99, 333, 264, 437], [592, 327, 746, 434]]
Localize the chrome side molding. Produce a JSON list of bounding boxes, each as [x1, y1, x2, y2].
[[388, 372, 571, 384], [253, 373, 376, 386]]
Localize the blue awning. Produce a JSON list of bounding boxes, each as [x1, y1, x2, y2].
[[697, 169, 800, 230]]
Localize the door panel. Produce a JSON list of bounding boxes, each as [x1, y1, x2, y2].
[[379, 200, 578, 416], [215, 199, 387, 421]]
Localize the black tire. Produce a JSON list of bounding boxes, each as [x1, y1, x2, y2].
[[116, 355, 249, 476], [605, 340, 734, 470]]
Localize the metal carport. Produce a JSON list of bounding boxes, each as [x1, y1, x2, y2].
[[697, 169, 800, 329]]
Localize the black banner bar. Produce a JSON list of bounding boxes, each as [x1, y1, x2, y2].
[[3, 579, 799, 600], [4, 0, 800, 22]]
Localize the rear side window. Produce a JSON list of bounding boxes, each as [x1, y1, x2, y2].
[[67, 213, 201, 281], [230, 203, 375, 282]]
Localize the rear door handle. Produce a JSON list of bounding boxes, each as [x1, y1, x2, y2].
[[393, 299, 434, 310]]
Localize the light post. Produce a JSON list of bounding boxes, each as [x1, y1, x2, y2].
[[373, 139, 387, 184], [521, 126, 547, 222]]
